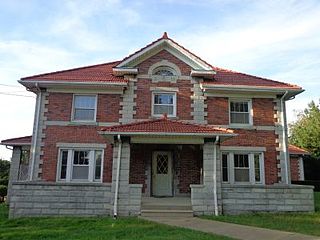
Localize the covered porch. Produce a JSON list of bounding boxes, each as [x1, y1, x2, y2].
[[99, 117, 235, 217]]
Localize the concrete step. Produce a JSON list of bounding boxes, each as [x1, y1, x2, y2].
[[141, 209, 193, 218], [141, 204, 192, 211]]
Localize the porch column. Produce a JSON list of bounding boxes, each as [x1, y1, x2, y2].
[[111, 137, 142, 216], [191, 140, 222, 215]]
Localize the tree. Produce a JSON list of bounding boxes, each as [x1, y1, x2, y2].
[[289, 100, 320, 159], [0, 159, 10, 180]]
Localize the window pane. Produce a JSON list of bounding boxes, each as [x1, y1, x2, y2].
[[234, 154, 249, 182], [154, 94, 173, 104], [222, 154, 228, 182], [235, 169, 250, 182], [154, 105, 173, 115], [72, 166, 89, 180], [60, 150, 68, 180], [95, 150, 102, 180], [254, 154, 261, 182], [73, 151, 89, 165], [74, 96, 96, 109], [74, 109, 95, 121], [230, 112, 249, 124]]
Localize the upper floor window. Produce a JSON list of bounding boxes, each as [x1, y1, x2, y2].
[[154, 68, 175, 76], [153, 66, 176, 76], [152, 92, 176, 117], [72, 95, 97, 121], [229, 99, 252, 125], [222, 152, 264, 184], [58, 148, 103, 182]]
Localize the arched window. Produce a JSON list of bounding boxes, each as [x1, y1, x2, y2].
[[153, 66, 176, 76]]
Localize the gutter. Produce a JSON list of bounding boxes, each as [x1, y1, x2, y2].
[[113, 134, 122, 218], [29, 83, 41, 181], [280, 91, 289, 184], [213, 136, 219, 216]]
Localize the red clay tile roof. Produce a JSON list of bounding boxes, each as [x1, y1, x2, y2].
[[100, 118, 234, 135], [19, 33, 301, 90], [1, 136, 32, 146], [21, 61, 127, 83], [289, 144, 310, 155], [203, 67, 301, 89]]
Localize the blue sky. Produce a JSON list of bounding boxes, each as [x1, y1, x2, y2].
[[0, 0, 319, 159]]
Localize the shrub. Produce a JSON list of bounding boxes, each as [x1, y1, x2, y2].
[[0, 179, 8, 186], [0, 185, 7, 202]]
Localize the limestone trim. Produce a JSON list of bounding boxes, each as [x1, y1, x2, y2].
[[119, 77, 137, 124], [56, 143, 107, 148], [46, 120, 119, 127], [191, 79, 207, 124]]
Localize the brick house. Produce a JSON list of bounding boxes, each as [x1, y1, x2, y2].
[[1, 33, 314, 217]]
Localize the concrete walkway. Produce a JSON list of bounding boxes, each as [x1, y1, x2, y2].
[[141, 216, 319, 240]]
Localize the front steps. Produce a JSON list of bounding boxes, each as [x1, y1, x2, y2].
[[140, 197, 193, 218]]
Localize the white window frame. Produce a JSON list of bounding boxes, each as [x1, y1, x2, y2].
[[221, 151, 264, 185], [56, 148, 104, 183], [71, 94, 98, 122], [152, 92, 177, 117], [229, 99, 253, 126]]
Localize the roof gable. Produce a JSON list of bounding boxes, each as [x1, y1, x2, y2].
[[115, 32, 213, 71]]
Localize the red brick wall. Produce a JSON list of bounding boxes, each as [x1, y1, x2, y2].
[[135, 79, 192, 120], [207, 97, 229, 125], [179, 145, 202, 193], [137, 50, 191, 75], [222, 130, 278, 185], [46, 93, 73, 121], [207, 97, 276, 126], [41, 126, 112, 183], [46, 93, 121, 122], [96, 94, 121, 122], [290, 156, 300, 181], [253, 98, 275, 126]]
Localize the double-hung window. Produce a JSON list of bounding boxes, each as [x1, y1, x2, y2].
[[222, 152, 264, 184], [152, 92, 176, 117], [72, 95, 97, 121], [58, 149, 103, 182], [229, 99, 252, 125]]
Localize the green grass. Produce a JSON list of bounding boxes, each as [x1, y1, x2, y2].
[[202, 192, 320, 237], [0, 204, 232, 240]]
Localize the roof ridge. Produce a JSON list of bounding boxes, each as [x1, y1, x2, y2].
[[289, 144, 309, 152], [21, 60, 121, 80], [212, 66, 301, 88]]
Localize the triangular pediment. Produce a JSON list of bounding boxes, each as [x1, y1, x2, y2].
[[115, 33, 213, 71]]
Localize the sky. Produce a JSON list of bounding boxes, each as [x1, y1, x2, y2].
[[0, 0, 319, 160]]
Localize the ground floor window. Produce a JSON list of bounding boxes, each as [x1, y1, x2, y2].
[[222, 152, 264, 184], [57, 149, 103, 182]]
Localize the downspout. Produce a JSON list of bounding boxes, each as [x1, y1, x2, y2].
[[213, 135, 220, 216], [29, 83, 41, 181], [113, 134, 122, 218], [280, 91, 289, 184]]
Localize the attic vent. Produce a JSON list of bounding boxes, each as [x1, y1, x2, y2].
[[153, 66, 176, 76]]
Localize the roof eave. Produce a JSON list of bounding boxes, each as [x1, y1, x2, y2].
[[18, 80, 128, 90], [201, 84, 304, 98], [98, 131, 236, 137]]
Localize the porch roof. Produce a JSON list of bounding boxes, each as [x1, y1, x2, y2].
[[1, 135, 32, 146], [99, 118, 235, 137]]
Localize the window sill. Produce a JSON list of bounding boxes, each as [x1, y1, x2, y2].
[[228, 124, 254, 129], [150, 115, 178, 119], [69, 121, 98, 126]]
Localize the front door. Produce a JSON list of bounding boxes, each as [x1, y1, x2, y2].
[[152, 151, 173, 197]]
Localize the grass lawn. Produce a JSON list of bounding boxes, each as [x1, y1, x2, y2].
[[0, 204, 233, 240], [202, 192, 320, 237]]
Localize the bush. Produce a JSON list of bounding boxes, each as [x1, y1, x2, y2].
[[0, 179, 8, 186], [0, 185, 7, 202]]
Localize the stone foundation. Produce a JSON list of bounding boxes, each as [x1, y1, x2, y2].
[[9, 182, 112, 218], [222, 184, 314, 215]]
